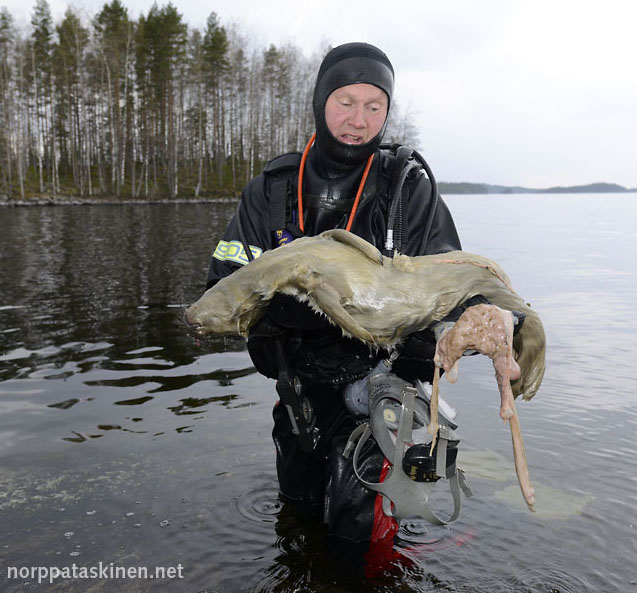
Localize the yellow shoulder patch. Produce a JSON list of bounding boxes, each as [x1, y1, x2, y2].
[[213, 240, 263, 266]]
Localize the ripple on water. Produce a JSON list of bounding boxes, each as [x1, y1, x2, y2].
[[428, 567, 596, 593], [234, 486, 283, 524], [165, 468, 282, 593], [396, 516, 477, 552]]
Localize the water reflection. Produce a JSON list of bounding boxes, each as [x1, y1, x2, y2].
[[86, 361, 256, 393], [48, 398, 81, 409], [168, 395, 240, 414], [0, 338, 260, 449], [1, 196, 637, 593]]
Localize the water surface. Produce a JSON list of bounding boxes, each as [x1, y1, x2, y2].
[[1, 195, 636, 592]]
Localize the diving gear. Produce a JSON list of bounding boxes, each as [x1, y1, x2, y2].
[[344, 370, 472, 525], [312, 42, 394, 166], [343, 358, 393, 416], [381, 143, 440, 256], [274, 338, 318, 453]]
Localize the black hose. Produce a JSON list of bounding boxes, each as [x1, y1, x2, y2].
[[385, 146, 415, 254], [382, 144, 439, 254]]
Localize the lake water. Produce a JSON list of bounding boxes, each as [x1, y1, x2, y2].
[[1, 194, 636, 592]]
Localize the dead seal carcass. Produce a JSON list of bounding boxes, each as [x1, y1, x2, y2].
[[185, 229, 545, 511], [186, 229, 544, 400]]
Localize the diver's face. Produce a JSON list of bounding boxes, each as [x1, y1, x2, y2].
[[324, 83, 388, 146]]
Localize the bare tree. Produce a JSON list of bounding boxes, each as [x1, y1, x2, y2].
[[0, 8, 14, 196], [0, 2, 421, 200]]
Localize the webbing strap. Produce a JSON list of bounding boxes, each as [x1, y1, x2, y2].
[[344, 418, 469, 525], [436, 436, 449, 479], [269, 179, 288, 231]]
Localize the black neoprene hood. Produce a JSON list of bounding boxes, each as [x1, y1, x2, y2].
[[312, 42, 395, 165]]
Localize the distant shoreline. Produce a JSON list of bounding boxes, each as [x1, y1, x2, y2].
[[0, 196, 236, 207], [2, 183, 636, 207], [437, 181, 637, 195]]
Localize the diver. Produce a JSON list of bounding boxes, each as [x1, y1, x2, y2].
[[205, 42, 485, 569]]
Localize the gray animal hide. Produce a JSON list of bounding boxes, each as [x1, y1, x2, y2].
[[185, 229, 545, 401]]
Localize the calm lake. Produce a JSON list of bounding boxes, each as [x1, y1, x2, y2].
[[1, 194, 636, 593]]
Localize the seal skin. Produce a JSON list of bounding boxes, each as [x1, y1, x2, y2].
[[186, 229, 545, 512], [185, 229, 545, 402], [433, 303, 536, 511]]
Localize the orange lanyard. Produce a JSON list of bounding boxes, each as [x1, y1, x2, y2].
[[297, 133, 375, 233]]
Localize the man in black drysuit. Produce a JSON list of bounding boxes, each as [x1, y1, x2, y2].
[[205, 42, 477, 568]]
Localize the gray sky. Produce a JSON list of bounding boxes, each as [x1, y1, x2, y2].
[[5, 0, 637, 188]]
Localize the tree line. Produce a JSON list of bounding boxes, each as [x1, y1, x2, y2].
[[0, 0, 419, 200]]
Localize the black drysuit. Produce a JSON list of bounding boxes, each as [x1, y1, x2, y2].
[[206, 145, 463, 551]]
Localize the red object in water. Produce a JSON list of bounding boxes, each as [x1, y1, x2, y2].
[[363, 459, 477, 578]]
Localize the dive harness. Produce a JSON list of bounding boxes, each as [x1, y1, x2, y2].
[[343, 368, 473, 525], [273, 339, 319, 454]]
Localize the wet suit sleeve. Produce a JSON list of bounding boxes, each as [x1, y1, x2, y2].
[[423, 196, 462, 255], [206, 175, 273, 290]]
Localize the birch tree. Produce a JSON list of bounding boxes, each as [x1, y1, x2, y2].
[[0, 2, 421, 200], [0, 8, 14, 195]]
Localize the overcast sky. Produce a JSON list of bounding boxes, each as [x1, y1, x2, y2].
[[4, 0, 637, 188]]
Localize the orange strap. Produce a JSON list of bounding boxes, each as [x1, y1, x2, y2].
[[297, 134, 375, 233]]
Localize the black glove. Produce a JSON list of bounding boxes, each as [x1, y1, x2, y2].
[[392, 328, 437, 384]]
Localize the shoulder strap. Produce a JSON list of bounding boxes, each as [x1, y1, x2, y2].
[[263, 152, 302, 232], [263, 152, 302, 174]]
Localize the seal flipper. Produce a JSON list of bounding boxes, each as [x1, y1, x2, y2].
[[309, 284, 377, 346], [320, 229, 383, 265]]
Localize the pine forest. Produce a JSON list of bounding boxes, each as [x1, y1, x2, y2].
[[0, 0, 419, 200]]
